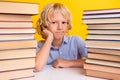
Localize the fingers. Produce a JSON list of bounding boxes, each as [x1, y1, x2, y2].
[[52, 61, 59, 68], [42, 29, 53, 41], [52, 58, 63, 68]]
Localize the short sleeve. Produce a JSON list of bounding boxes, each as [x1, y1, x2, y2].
[[36, 41, 44, 53], [74, 36, 88, 58]]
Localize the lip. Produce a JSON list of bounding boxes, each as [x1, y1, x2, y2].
[[56, 32, 64, 35]]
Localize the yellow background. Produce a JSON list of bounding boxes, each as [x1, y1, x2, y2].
[[3, 0, 120, 41]]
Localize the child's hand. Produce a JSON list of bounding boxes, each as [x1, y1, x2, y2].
[[42, 29, 54, 41], [52, 58, 68, 68]]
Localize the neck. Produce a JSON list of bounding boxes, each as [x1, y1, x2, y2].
[[52, 39, 63, 48]]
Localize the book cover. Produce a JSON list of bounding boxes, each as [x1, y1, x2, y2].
[[0, 14, 32, 22], [0, 1, 38, 15], [0, 48, 36, 60], [0, 39, 37, 50], [0, 58, 34, 71], [85, 69, 120, 80]]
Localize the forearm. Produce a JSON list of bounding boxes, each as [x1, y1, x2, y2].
[[65, 59, 85, 68], [35, 38, 52, 71], [53, 58, 85, 68]]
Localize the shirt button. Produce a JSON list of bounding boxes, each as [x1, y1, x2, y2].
[[60, 51, 62, 54]]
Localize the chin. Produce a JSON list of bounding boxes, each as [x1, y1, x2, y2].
[[54, 35, 64, 40]]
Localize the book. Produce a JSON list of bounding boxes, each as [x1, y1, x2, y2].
[[83, 8, 120, 15], [88, 52, 120, 62], [0, 58, 34, 71], [0, 1, 38, 15], [85, 69, 120, 80], [83, 13, 120, 19], [0, 34, 34, 41], [87, 34, 120, 41], [84, 63, 120, 74], [0, 28, 35, 34], [0, 48, 36, 60], [0, 14, 32, 22], [88, 29, 120, 34], [0, 22, 32, 28], [85, 59, 120, 68], [86, 40, 120, 50], [83, 18, 120, 24], [0, 39, 37, 50], [0, 68, 34, 80], [88, 48, 120, 55], [87, 24, 120, 29]]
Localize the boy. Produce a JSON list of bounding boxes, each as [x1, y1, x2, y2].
[[35, 3, 87, 71]]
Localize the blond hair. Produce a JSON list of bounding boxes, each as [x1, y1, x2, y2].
[[37, 3, 72, 36]]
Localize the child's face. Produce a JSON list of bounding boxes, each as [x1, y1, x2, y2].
[[47, 12, 68, 40]]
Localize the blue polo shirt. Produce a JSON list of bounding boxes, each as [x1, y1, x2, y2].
[[36, 36, 88, 65]]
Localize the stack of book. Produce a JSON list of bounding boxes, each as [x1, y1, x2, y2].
[[0, 1, 38, 80], [82, 8, 120, 80]]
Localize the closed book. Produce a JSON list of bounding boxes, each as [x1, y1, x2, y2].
[[0, 14, 32, 22], [83, 18, 120, 24], [0, 68, 34, 80], [83, 13, 120, 19], [0, 48, 36, 60], [85, 69, 120, 80], [87, 24, 120, 29], [86, 59, 120, 68], [0, 34, 34, 41], [0, 58, 34, 71], [88, 52, 120, 62], [0, 1, 38, 15], [84, 63, 120, 74], [88, 29, 120, 35], [83, 8, 120, 15], [0, 39, 37, 50], [88, 48, 120, 56], [0, 22, 32, 28], [0, 28, 35, 34], [86, 40, 120, 50], [87, 34, 120, 41]]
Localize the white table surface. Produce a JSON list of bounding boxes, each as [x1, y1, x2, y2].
[[18, 65, 106, 80]]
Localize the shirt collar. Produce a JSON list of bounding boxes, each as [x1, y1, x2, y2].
[[63, 36, 69, 44], [51, 36, 68, 49]]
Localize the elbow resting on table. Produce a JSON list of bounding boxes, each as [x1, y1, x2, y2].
[[35, 63, 44, 71]]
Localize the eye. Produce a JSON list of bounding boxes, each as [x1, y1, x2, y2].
[[62, 21, 68, 24], [51, 22, 56, 24]]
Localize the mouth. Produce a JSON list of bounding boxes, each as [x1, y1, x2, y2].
[[56, 32, 64, 35]]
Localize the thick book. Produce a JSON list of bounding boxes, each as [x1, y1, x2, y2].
[[0, 22, 32, 28], [0, 34, 34, 41], [83, 13, 120, 19], [85, 69, 120, 80], [0, 28, 35, 34], [87, 24, 120, 29], [88, 29, 120, 34], [85, 59, 120, 68], [0, 48, 36, 60], [86, 40, 120, 50], [0, 14, 32, 21], [83, 18, 120, 24], [88, 48, 120, 56], [83, 8, 120, 15], [0, 39, 37, 50], [84, 63, 120, 74], [87, 34, 120, 41], [0, 1, 38, 15], [0, 58, 34, 71], [88, 52, 120, 62], [0, 68, 34, 80]]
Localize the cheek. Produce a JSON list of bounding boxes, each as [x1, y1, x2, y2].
[[64, 26, 68, 31], [47, 28, 55, 34]]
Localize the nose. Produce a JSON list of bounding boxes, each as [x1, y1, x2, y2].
[[57, 22, 63, 30]]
